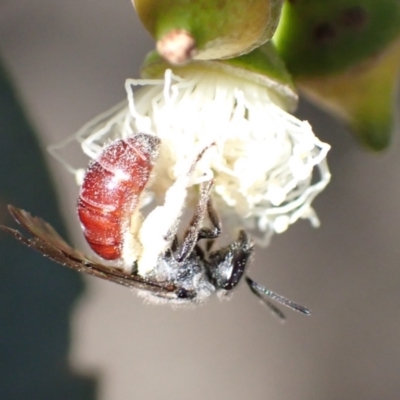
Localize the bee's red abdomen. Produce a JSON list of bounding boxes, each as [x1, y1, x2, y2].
[[77, 133, 160, 260]]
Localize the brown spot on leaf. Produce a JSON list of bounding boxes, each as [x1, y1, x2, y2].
[[313, 22, 337, 45], [339, 6, 369, 31]]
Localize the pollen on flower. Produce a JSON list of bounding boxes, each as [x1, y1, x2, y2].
[[51, 68, 331, 246]]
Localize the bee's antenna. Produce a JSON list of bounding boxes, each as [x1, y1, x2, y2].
[[245, 276, 311, 320]]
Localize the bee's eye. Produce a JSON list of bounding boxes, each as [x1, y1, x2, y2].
[[176, 288, 191, 299]]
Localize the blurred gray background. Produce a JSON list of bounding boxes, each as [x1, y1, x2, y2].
[[1, 1, 400, 399]]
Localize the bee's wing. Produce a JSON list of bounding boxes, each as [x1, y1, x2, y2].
[[2, 205, 177, 296]]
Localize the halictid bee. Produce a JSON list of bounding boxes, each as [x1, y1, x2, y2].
[[1, 133, 310, 319]]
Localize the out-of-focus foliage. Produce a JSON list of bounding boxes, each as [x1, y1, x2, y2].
[[274, 0, 400, 150]]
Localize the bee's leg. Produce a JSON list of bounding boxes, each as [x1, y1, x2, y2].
[[175, 180, 220, 262], [197, 194, 221, 240]]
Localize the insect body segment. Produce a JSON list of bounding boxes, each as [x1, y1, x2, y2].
[[77, 133, 160, 260]]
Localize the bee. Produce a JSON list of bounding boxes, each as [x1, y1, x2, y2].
[[2, 133, 310, 318]]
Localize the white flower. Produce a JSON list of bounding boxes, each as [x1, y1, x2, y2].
[[50, 68, 331, 247]]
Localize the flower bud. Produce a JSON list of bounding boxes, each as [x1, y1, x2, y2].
[[133, 0, 283, 64]]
